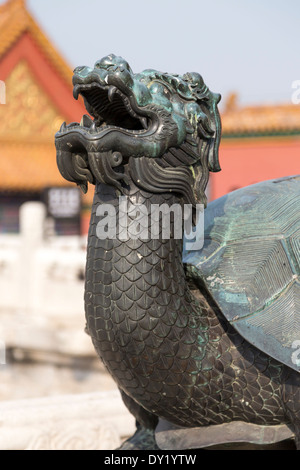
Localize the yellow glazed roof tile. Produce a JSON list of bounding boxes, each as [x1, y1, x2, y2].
[[0, 0, 73, 86], [221, 93, 300, 135]]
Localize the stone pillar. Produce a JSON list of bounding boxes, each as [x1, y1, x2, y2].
[[18, 202, 46, 314]]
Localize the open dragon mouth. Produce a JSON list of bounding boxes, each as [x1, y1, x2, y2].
[[74, 83, 148, 132], [55, 77, 156, 193], [56, 81, 151, 146]]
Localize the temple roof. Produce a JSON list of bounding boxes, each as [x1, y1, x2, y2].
[[0, 0, 88, 197], [221, 93, 300, 137], [0, 0, 72, 85]]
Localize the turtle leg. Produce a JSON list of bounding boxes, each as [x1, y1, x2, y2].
[[118, 423, 160, 450], [295, 427, 300, 450], [290, 418, 300, 450], [282, 369, 300, 450], [117, 389, 160, 450]]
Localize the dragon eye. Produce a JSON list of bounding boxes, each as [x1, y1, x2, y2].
[[149, 81, 172, 100]]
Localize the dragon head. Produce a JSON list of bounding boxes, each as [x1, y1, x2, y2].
[[55, 54, 221, 206]]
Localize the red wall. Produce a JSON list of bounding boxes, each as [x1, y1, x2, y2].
[[210, 137, 300, 200]]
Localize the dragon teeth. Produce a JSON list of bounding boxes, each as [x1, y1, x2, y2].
[[73, 86, 80, 100], [60, 121, 67, 132], [80, 114, 94, 128], [90, 122, 97, 132], [140, 117, 148, 129], [108, 86, 117, 102]]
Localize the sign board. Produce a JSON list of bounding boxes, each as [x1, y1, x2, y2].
[[45, 187, 81, 218], [43, 187, 81, 235]]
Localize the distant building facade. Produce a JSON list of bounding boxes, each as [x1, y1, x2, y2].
[[210, 93, 300, 200], [0, 0, 89, 234], [0, 1, 299, 234]]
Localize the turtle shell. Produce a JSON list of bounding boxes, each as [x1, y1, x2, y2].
[[183, 175, 300, 372]]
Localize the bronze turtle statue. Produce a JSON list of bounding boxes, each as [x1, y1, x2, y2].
[[55, 54, 300, 450]]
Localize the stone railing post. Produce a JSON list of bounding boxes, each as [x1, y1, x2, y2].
[[18, 202, 46, 314]]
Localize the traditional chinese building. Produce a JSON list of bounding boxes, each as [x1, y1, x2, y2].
[[210, 93, 300, 200], [0, 0, 87, 234], [0, 0, 299, 234]]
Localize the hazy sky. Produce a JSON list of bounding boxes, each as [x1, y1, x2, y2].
[[4, 0, 300, 109]]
